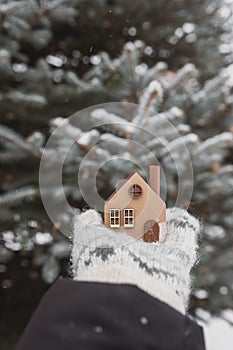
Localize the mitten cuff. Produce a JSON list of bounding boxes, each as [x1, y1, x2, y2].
[[75, 264, 185, 313], [72, 208, 201, 315]]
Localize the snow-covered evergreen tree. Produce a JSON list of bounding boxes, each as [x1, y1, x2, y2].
[[0, 0, 233, 322]]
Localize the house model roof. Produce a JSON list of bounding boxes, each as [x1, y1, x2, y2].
[[105, 171, 137, 202], [105, 170, 165, 208]]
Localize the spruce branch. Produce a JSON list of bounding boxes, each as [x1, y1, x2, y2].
[[0, 124, 42, 158], [0, 186, 38, 206], [91, 109, 135, 138], [6, 91, 47, 108], [0, 1, 28, 18], [0, 150, 27, 163], [194, 132, 233, 156]]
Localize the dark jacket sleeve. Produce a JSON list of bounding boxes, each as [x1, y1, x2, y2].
[[16, 278, 206, 350], [184, 315, 206, 350]]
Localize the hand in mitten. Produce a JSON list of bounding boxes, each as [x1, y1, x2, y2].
[[72, 208, 201, 314]]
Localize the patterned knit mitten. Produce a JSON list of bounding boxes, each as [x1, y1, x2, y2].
[[72, 208, 201, 314]]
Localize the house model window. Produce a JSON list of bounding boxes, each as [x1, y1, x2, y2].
[[124, 209, 134, 228], [110, 209, 120, 228], [129, 184, 142, 198]]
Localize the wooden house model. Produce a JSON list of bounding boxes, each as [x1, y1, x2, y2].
[[104, 166, 166, 243]]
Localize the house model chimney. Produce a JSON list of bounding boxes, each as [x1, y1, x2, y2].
[[149, 165, 160, 196]]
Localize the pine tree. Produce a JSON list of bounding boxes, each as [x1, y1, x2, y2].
[[0, 0, 233, 322]]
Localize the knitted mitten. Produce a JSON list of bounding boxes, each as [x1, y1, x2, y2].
[[72, 208, 200, 314]]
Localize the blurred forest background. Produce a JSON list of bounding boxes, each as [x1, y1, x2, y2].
[[0, 0, 233, 349]]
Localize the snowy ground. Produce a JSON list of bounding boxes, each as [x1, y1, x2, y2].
[[201, 317, 233, 350]]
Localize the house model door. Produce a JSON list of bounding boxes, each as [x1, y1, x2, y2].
[[143, 220, 159, 242]]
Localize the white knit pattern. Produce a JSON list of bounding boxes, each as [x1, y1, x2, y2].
[[72, 208, 201, 314]]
